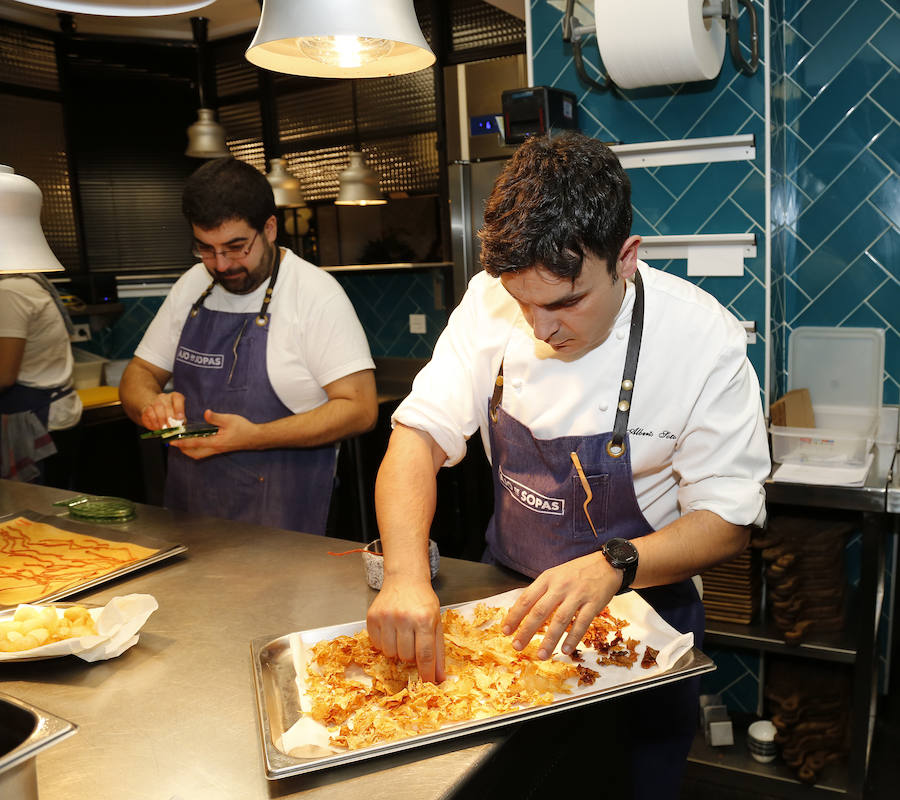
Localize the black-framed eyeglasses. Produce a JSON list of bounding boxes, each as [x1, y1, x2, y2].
[[192, 230, 259, 263]]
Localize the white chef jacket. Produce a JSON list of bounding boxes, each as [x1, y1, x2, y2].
[[394, 262, 769, 531], [135, 248, 375, 414]]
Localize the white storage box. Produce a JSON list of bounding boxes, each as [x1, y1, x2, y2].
[[875, 406, 899, 477], [71, 347, 109, 389], [769, 327, 884, 466]]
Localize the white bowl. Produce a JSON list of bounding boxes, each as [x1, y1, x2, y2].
[[362, 538, 440, 590]]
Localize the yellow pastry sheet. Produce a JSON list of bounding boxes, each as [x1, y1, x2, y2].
[[0, 516, 158, 605]]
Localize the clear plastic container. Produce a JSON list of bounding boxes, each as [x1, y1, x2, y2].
[[771, 405, 879, 466], [72, 347, 109, 389], [769, 327, 884, 466]]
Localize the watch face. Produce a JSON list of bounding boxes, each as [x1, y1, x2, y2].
[[605, 538, 638, 565]]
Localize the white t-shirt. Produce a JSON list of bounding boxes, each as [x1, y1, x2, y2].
[[394, 262, 770, 531], [0, 276, 83, 430], [135, 248, 375, 413]]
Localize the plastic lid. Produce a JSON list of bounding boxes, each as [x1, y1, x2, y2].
[[788, 327, 884, 410]]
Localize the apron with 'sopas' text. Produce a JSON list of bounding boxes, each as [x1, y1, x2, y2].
[[484, 269, 703, 799], [165, 257, 336, 534]]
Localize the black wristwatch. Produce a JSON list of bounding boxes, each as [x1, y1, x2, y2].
[[601, 538, 639, 595]]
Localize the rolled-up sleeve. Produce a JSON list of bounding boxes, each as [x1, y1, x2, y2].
[[393, 275, 505, 467], [675, 327, 770, 528]]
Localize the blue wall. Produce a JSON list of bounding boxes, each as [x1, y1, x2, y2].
[[531, 0, 899, 405], [772, 0, 898, 404], [532, 0, 768, 391]]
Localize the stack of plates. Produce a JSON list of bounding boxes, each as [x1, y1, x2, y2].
[[700, 547, 759, 624]]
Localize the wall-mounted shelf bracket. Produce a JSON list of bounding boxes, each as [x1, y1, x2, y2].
[[638, 233, 757, 277], [612, 134, 755, 168]]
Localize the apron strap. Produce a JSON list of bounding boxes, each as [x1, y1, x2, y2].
[[255, 249, 282, 328], [489, 362, 505, 423], [608, 269, 645, 458], [188, 247, 283, 323], [189, 280, 216, 318], [488, 268, 646, 448]]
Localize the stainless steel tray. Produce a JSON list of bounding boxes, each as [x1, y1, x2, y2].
[[0, 509, 187, 609], [251, 605, 715, 780]]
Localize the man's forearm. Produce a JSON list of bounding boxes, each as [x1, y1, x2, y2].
[[119, 363, 166, 425], [631, 509, 750, 590], [375, 425, 445, 582], [250, 396, 376, 449]]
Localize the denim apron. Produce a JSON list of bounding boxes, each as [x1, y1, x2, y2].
[[164, 256, 336, 534], [484, 270, 703, 798], [0, 383, 73, 427]]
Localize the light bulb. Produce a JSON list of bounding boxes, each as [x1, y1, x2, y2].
[[296, 35, 394, 69]]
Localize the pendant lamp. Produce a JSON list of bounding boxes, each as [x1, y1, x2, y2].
[[0, 166, 65, 273], [11, 0, 213, 15], [185, 17, 230, 159], [266, 158, 306, 208], [336, 152, 386, 206], [335, 81, 386, 206], [246, 0, 435, 79]]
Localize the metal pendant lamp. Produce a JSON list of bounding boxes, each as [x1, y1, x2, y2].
[[246, 0, 435, 78], [266, 158, 306, 208], [185, 17, 230, 159], [335, 81, 386, 206], [336, 152, 386, 206], [0, 166, 65, 273], [11, 0, 213, 15]]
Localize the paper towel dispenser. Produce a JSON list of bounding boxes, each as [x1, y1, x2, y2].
[[501, 87, 579, 145], [562, 0, 758, 92]]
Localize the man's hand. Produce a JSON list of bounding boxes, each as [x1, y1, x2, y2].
[[501, 550, 622, 660], [138, 391, 186, 433], [366, 575, 445, 684], [167, 409, 257, 459]]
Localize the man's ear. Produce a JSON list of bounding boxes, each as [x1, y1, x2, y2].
[[615, 235, 642, 281], [264, 214, 278, 243]]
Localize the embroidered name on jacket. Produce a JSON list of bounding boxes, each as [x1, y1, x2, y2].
[[498, 466, 565, 515], [176, 346, 224, 369]]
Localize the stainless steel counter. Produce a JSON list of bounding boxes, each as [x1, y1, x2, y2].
[[0, 479, 527, 800]]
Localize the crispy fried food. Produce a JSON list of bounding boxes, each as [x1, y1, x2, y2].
[[0, 604, 97, 652], [305, 604, 647, 750], [641, 645, 659, 669]]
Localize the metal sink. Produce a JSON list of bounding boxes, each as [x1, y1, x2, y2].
[[0, 693, 76, 800]]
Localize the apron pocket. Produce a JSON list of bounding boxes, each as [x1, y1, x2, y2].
[[570, 473, 609, 542], [226, 330, 257, 391]]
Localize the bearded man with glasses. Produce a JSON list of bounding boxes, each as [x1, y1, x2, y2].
[[119, 157, 377, 535]]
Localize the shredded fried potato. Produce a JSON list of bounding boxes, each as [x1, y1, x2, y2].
[[0, 604, 97, 652], [304, 603, 651, 749]]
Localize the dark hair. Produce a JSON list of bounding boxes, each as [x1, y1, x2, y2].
[[182, 157, 276, 232], [478, 132, 632, 279]]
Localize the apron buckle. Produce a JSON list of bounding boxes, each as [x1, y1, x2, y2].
[[606, 439, 626, 458]]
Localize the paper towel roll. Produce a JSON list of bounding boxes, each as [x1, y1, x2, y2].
[[594, 0, 726, 89]]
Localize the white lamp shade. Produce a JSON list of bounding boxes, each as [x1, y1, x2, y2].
[[246, 0, 436, 78], [266, 158, 306, 208], [0, 165, 65, 273], [185, 108, 231, 159], [335, 152, 386, 206], [10, 0, 214, 15]]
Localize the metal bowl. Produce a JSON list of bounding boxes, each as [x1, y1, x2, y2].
[[362, 538, 440, 590], [0, 694, 77, 800]]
